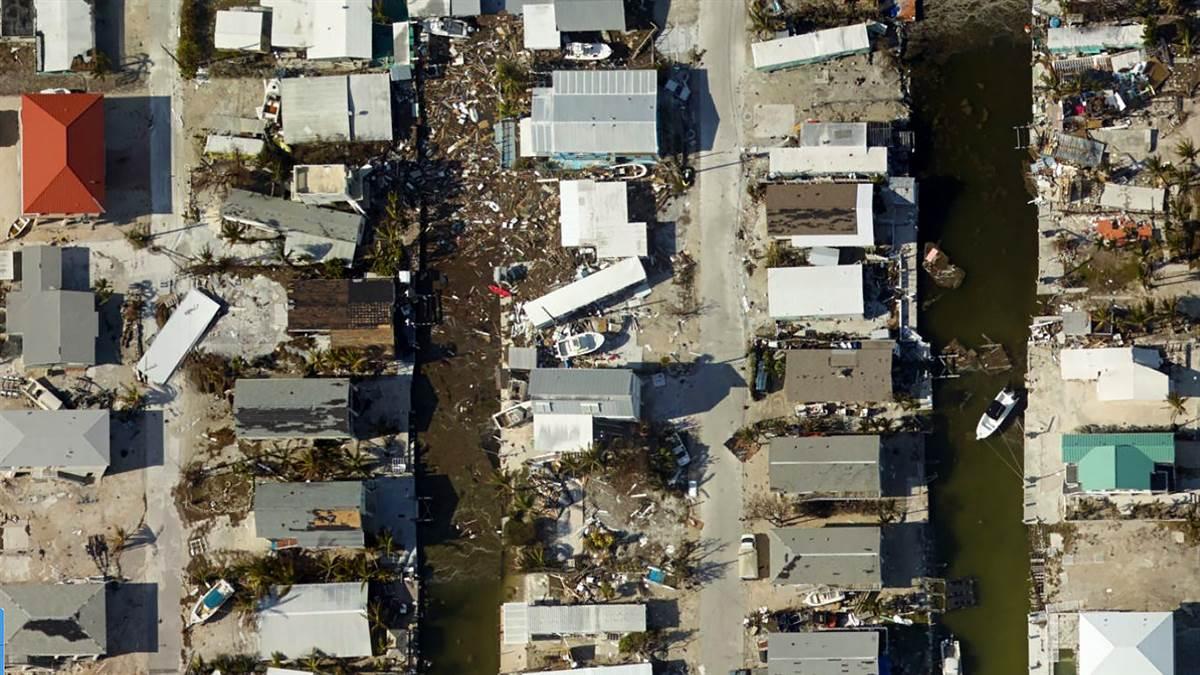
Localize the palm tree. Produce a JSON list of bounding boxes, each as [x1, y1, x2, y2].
[[271, 239, 296, 268], [317, 552, 341, 581], [220, 221, 248, 245], [1178, 138, 1199, 166], [92, 278, 114, 305], [373, 528, 396, 558], [746, 0, 782, 38], [117, 384, 147, 412], [1145, 156, 1171, 187], [124, 224, 153, 250], [1167, 392, 1188, 422]]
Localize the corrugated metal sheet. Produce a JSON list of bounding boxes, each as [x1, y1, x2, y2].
[[752, 23, 873, 71], [1047, 24, 1143, 54], [221, 188, 365, 249], [529, 368, 639, 419], [136, 289, 222, 385], [502, 602, 646, 644], [528, 70, 657, 156], [257, 583, 371, 658]]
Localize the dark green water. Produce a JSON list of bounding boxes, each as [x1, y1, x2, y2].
[[909, 20, 1037, 675]]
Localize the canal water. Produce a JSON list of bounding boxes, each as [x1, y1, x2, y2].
[[908, 7, 1037, 675]]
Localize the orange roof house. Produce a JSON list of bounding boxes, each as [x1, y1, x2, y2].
[[20, 93, 105, 215]]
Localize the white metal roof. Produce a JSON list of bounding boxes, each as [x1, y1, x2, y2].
[[270, 0, 312, 48], [204, 135, 265, 156], [307, 0, 372, 60], [257, 583, 371, 658], [800, 122, 868, 148], [1060, 347, 1168, 402], [768, 265, 864, 319], [523, 257, 646, 328], [136, 289, 222, 385], [1099, 183, 1166, 213], [533, 413, 594, 455], [502, 602, 646, 645], [752, 22, 872, 71], [214, 10, 264, 52], [35, 0, 93, 73], [769, 147, 888, 177], [393, 22, 411, 66], [524, 3, 560, 50], [559, 179, 647, 258], [1047, 25, 1144, 53], [528, 70, 658, 156], [1079, 612, 1174, 675], [525, 666, 653, 675]]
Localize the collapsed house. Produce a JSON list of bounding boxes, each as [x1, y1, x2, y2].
[[220, 188, 366, 264]]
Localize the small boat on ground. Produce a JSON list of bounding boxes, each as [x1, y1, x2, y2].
[[563, 42, 613, 61], [189, 579, 234, 626], [423, 17, 473, 40], [608, 162, 649, 180], [975, 387, 1019, 440], [941, 638, 963, 675], [803, 589, 845, 607], [555, 331, 604, 359], [7, 217, 32, 240]]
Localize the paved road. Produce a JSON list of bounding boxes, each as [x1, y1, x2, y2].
[[692, 2, 750, 673], [142, 1, 186, 671]]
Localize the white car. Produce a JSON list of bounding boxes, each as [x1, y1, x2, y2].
[[667, 431, 690, 467]]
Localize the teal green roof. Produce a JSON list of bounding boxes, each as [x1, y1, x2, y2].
[[1061, 433, 1175, 491]]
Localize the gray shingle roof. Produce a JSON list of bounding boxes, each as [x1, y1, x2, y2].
[[768, 526, 881, 588], [784, 343, 894, 403], [769, 436, 881, 495], [234, 378, 353, 439], [280, 74, 393, 144], [257, 583, 371, 658], [0, 583, 107, 663], [0, 410, 109, 473], [528, 368, 639, 418], [554, 0, 625, 31], [221, 189, 365, 262], [254, 481, 366, 548], [768, 631, 880, 675], [5, 245, 97, 366]]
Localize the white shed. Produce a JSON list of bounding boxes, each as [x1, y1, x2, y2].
[[214, 10, 265, 52]]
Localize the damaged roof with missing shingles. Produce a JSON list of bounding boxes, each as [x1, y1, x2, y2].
[[288, 278, 395, 330], [234, 378, 353, 439]]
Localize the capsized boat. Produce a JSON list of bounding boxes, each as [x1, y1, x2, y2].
[[941, 638, 963, 675], [803, 589, 845, 607], [975, 387, 1019, 440], [563, 42, 613, 61], [555, 331, 605, 359], [189, 579, 234, 626]]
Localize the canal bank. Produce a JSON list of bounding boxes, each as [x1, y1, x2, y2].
[[908, 12, 1037, 675]]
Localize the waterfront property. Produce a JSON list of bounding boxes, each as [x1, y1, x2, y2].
[[1097, 183, 1166, 214], [234, 378, 354, 440], [523, 70, 658, 165], [521, 0, 626, 50], [528, 368, 640, 420], [784, 344, 894, 403], [20, 92, 105, 215], [769, 435, 881, 497], [0, 583, 107, 664], [4, 245, 98, 368], [768, 146, 888, 177], [500, 602, 646, 645], [751, 22, 875, 71], [764, 183, 874, 247], [766, 631, 880, 675], [1059, 347, 1168, 402], [767, 265, 864, 320], [1078, 612, 1174, 675], [253, 481, 368, 549], [1046, 24, 1144, 55], [521, 257, 648, 328], [558, 179, 647, 258], [1060, 433, 1175, 493], [257, 582, 372, 658], [0, 409, 109, 479], [800, 122, 869, 147], [279, 74, 393, 144], [220, 188, 366, 264], [767, 526, 881, 588]]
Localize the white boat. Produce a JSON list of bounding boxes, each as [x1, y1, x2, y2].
[[941, 639, 962, 675], [803, 589, 845, 607], [975, 387, 1019, 440], [7, 217, 31, 240], [555, 331, 604, 359], [189, 579, 234, 626], [563, 42, 612, 61], [423, 17, 473, 40]]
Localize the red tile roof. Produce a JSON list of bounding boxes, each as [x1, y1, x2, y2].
[[21, 93, 105, 215]]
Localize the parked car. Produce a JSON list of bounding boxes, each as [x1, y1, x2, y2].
[[667, 431, 691, 467]]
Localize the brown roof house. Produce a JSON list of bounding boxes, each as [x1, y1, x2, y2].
[[784, 342, 894, 403], [288, 278, 396, 354], [765, 183, 874, 247]]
